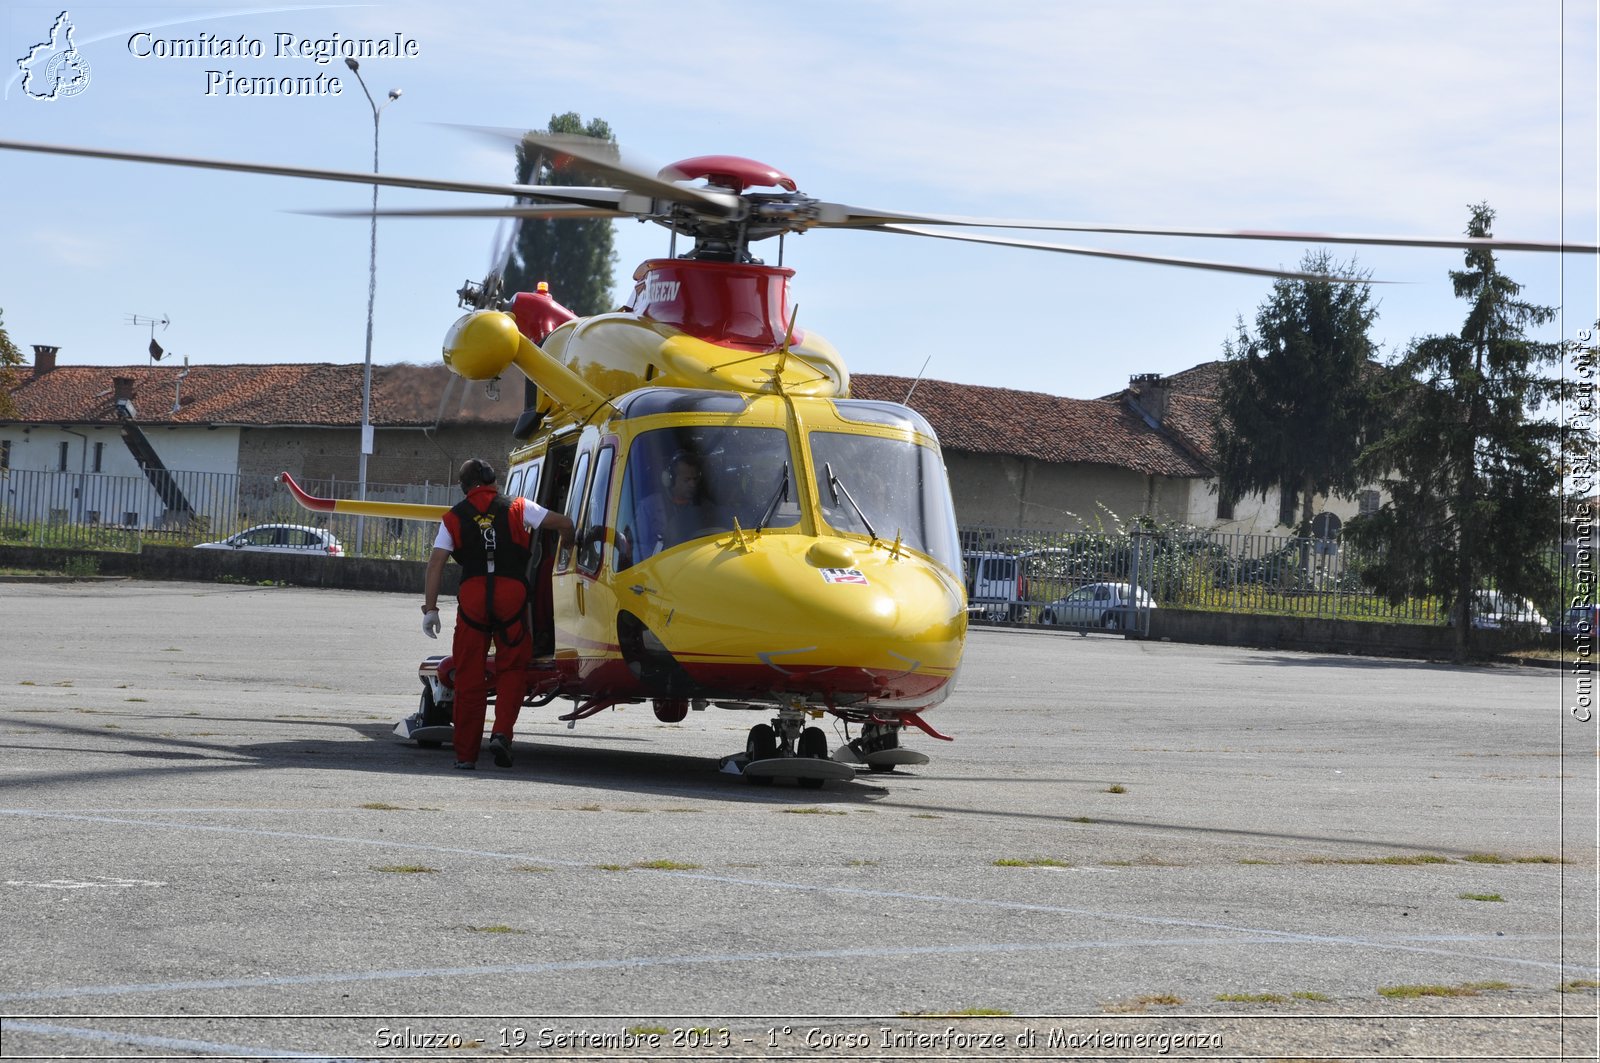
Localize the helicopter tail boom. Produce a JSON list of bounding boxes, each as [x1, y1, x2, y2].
[[278, 472, 448, 522]]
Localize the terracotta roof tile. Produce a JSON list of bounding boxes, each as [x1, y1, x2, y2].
[[851, 373, 1211, 479], [2, 363, 517, 428]]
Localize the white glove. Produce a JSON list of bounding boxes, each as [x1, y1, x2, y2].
[[422, 609, 441, 639]]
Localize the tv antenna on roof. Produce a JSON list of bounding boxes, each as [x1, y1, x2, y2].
[[125, 313, 171, 365]]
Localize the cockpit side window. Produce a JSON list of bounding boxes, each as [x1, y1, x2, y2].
[[808, 430, 961, 573]]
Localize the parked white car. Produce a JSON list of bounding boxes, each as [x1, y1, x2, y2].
[[196, 524, 345, 556], [1041, 582, 1155, 630], [1468, 591, 1548, 633]]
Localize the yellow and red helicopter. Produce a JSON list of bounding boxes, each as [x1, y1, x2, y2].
[[1, 131, 1591, 785]]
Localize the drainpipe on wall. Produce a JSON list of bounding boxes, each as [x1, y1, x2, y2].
[[62, 427, 88, 523]]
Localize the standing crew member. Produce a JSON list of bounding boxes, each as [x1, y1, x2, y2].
[[423, 458, 573, 770]]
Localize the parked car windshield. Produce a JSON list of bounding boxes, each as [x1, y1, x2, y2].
[[808, 431, 960, 573]]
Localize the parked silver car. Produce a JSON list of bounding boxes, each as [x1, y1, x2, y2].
[[1040, 582, 1155, 629], [196, 523, 345, 556]]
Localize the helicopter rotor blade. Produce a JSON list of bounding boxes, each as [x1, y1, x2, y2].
[[875, 224, 1388, 283], [0, 137, 642, 212], [448, 125, 742, 216], [820, 204, 1598, 255], [295, 203, 629, 220]]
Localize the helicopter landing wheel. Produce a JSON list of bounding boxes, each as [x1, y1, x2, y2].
[[796, 725, 829, 789], [416, 688, 445, 748], [745, 723, 777, 785]]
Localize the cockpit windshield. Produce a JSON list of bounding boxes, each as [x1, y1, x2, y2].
[[808, 431, 961, 573], [615, 426, 798, 570]]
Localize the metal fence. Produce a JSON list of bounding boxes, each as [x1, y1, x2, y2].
[[959, 524, 1559, 632], [0, 467, 451, 559], [0, 467, 1561, 633]]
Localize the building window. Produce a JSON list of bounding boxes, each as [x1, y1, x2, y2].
[[1358, 489, 1380, 516], [57, 441, 70, 471], [92, 441, 105, 473], [1278, 487, 1298, 528], [0, 440, 9, 470], [1215, 491, 1234, 521]]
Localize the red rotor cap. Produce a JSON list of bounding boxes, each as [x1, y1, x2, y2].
[[659, 155, 797, 192]]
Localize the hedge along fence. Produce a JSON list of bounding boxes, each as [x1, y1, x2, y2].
[[959, 522, 1560, 631]]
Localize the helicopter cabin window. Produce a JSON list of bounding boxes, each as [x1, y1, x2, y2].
[[576, 446, 614, 575], [504, 466, 527, 501], [808, 431, 961, 574], [559, 451, 591, 572], [614, 426, 797, 570], [519, 459, 543, 503]]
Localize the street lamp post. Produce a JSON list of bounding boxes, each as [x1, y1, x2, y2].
[[345, 57, 400, 556]]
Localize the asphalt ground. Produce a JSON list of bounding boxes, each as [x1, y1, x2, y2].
[[0, 580, 1594, 1061]]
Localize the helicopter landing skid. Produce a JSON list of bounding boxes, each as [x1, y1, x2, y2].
[[831, 744, 930, 770], [393, 714, 453, 747], [718, 753, 856, 783]]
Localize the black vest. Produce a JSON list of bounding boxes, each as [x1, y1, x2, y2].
[[449, 493, 532, 588]]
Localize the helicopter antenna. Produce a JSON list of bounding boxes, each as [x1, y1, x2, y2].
[[773, 305, 800, 379], [126, 313, 171, 365], [903, 355, 931, 404]]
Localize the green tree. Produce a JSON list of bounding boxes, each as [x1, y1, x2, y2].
[[1213, 250, 1379, 531], [1347, 204, 1563, 659], [501, 112, 619, 317], [0, 308, 24, 418]]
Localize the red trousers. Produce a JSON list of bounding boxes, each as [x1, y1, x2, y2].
[[451, 577, 532, 764]]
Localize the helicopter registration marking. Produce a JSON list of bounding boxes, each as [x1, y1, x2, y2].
[[820, 568, 868, 585], [644, 280, 680, 303]]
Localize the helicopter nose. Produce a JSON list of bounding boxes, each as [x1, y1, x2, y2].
[[639, 535, 966, 700]]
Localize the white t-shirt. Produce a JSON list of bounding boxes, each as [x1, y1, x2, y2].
[[433, 496, 553, 552]]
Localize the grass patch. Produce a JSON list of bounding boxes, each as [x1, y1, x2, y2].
[[1292, 990, 1330, 1002], [847, 859, 879, 867], [1464, 852, 1510, 864], [1303, 854, 1450, 866], [1560, 979, 1599, 992], [1238, 858, 1276, 865], [626, 1026, 670, 1036], [373, 865, 437, 874], [1105, 784, 1127, 794], [632, 859, 701, 871], [1512, 854, 1567, 864], [993, 857, 1071, 868], [1216, 992, 1287, 1004], [782, 807, 848, 815], [1072, 816, 1094, 823], [124, 697, 148, 703], [1103, 993, 1183, 1013], [1458, 892, 1505, 902], [17, 681, 35, 686], [359, 802, 406, 811], [1378, 981, 1513, 999], [466, 925, 525, 934]]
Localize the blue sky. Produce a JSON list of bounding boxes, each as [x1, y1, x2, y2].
[[2, 0, 1595, 401]]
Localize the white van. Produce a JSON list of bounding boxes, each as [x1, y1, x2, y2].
[[963, 550, 1028, 621]]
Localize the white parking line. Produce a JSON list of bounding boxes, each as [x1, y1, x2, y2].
[[0, 933, 1567, 1004], [1, 807, 1588, 992], [3, 1020, 362, 1061]]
